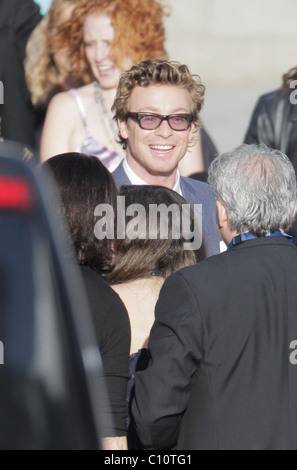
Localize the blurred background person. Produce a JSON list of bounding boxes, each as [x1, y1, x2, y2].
[[43, 152, 131, 450], [39, 0, 168, 171], [243, 64, 297, 242], [39, 0, 216, 176], [0, 0, 41, 147], [25, 0, 83, 150], [244, 65, 297, 174], [107, 184, 200, 449]]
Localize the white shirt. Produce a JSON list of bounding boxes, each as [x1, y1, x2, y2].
[[123, 158, 182, 195]]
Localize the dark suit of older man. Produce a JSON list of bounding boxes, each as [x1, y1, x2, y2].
[[132, 144, 297, 450], [132, 236, 297, 449]]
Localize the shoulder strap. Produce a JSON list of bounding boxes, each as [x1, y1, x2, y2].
[[68, 89, 90, 135]]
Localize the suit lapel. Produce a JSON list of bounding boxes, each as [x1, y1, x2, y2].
[[180, 177, 198, 206], [112, 161, 131, 188]]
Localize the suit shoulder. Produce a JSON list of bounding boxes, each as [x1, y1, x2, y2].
[[177, 250, 230, 281], [182, 176, 210, 190], [181, 176, 215, 207], [80, 266, 128, 315], [181, 176, 213, 196]]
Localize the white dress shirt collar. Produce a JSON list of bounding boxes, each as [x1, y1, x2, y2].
[[123, 158, 182, 195]]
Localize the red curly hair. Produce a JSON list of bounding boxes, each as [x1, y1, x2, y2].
[[54, 0, 169, 83]]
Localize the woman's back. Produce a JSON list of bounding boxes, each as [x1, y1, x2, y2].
[[108, 184, 199, 449], [112, 276, 164, 355]]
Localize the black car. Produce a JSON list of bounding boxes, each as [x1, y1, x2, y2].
[[0, 155, 111, 449]]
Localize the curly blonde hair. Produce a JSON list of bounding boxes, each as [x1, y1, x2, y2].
[[59, 0, 169, 83], [25, 0, 82, 105], [112, 59, 205, 148]]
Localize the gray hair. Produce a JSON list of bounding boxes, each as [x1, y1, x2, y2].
[[208, 144, 297, 236]]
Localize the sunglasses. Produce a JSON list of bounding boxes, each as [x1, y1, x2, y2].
[[127, 112, 193, 131]]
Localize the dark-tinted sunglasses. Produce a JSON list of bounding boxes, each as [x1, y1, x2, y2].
[[127, 112, 193, 131]]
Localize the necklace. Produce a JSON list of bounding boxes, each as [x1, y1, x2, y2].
[[93, 81, 120, 153]]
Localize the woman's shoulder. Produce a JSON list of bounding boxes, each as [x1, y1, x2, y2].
[[46, 89, 79, 113], [68, 83, 95, 103]]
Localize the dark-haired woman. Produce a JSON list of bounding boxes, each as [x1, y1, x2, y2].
[[107, 184, 202, 449], [44, 152, 131, 450]]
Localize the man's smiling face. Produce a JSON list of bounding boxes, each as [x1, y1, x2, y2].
[[118, 84, 194, 185]]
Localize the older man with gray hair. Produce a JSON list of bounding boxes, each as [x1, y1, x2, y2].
[[132, 144, 297, 450]]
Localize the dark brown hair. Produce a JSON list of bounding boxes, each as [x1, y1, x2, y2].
[[107, 185, 200, 284], [44, 152, 118, 274]]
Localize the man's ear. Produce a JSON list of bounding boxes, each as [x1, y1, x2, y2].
[[188, 123, 196, 147], [117, 118, 129, 140], [216, 200, 228, 230]]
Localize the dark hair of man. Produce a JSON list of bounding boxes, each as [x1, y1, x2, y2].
[[107, 184, 199, 284], [44, 152, 118, 274]]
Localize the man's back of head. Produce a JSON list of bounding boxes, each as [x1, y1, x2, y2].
[[208, 143, 297, 239]]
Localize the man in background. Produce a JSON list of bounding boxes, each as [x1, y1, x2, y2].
[[0, 0, 41, 147]]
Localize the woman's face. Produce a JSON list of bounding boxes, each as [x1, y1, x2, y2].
[[83, 13, 123, 90]]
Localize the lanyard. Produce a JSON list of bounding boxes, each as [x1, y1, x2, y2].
[[227, 230, 296, 250]]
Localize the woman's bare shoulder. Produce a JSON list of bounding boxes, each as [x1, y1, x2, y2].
[[47, 89, 77, 110]]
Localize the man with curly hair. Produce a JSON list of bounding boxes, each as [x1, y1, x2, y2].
[[112, 59, 221, 257]]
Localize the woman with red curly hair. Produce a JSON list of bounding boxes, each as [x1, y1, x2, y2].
[[40, 0, 169, 171]]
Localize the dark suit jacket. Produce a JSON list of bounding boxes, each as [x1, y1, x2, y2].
[[0, 0, 41, 147], [244, 88, 297, 173], [132, 237, 297, 450], [112, 161, 221, 257]]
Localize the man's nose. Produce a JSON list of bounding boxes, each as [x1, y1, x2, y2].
[[154, 119, 173, 137]]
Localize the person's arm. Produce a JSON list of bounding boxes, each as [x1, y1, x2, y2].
[[101, 297, 131, 440], [40, 92, 78, 161], [102, 436, 127, 450], [132, 271, 203, 449]]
